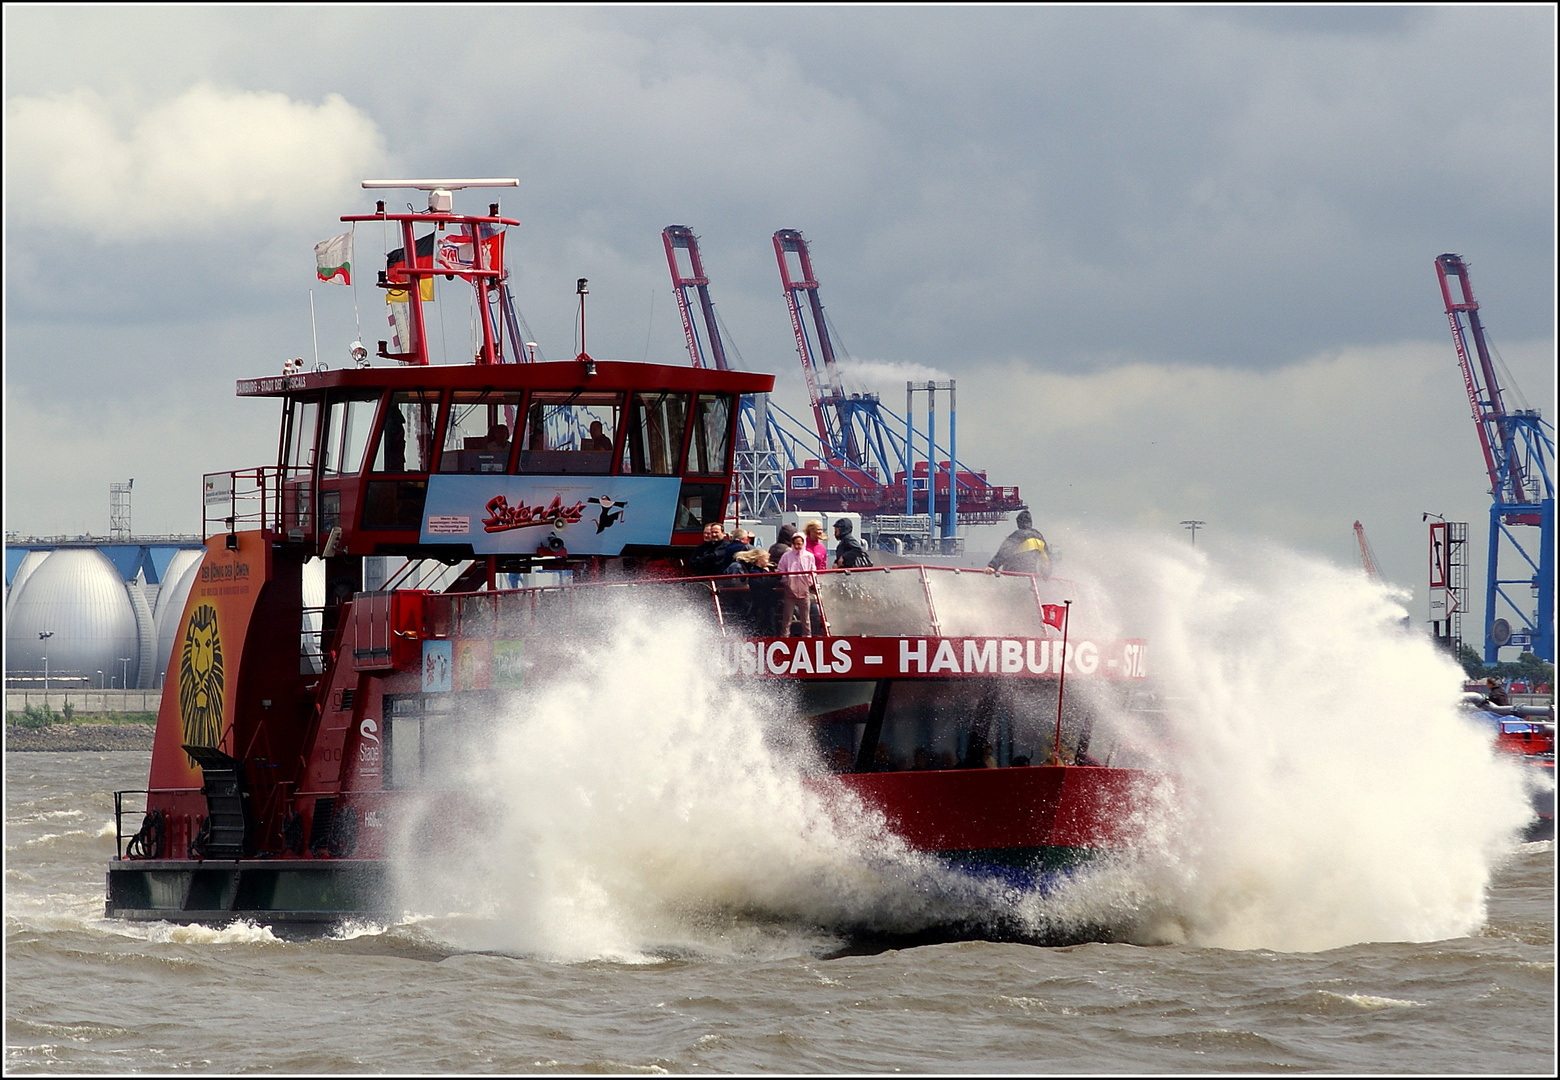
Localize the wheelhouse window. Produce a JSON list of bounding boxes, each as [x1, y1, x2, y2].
[[370, 390, 440, 473], [440, 390, 522, 474], [687, 393, 734, 476], [675, 482, 728, 532], [519, 391, 621, 475], [284, 398, 321, 473], [320, 393, 381, 477], [621, 391, 689, 475]]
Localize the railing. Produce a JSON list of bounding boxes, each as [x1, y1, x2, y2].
[[202, 467, 312, 541], [418, 564, 1077, 641], [113, 789, 150, 859]]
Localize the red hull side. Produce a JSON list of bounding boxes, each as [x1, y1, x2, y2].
[[837, 765, 1150, 853]]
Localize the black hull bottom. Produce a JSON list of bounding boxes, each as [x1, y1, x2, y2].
[[105, 859, 393, 925]]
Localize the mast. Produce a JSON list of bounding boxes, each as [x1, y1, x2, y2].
[[353, 180, 520, 366]]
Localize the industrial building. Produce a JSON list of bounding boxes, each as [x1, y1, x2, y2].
[[5, 537, 205, 690]]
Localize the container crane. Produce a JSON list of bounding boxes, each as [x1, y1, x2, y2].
[[1353, 520, 1381, 581], [770, 229, 1026, 532], [1435, 253, 1554, 663], [663, 225, 793, 518], [660, 225, 1026, 537]]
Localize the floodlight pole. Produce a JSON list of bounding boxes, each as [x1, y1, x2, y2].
[[39, 632, 54, 692]]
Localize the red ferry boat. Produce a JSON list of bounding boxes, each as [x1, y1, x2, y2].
[[106, 182, 1159, 931]]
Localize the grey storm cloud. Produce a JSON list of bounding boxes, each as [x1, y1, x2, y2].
[[4, 5, 1554, 634]]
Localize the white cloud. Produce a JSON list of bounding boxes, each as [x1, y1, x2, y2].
[[4, 83, 386, 241], [954, 337, 1554, 635]]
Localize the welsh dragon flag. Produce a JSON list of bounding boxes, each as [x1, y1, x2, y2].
[[315, 232, 353, 284]]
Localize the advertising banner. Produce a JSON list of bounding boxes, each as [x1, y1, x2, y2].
[[419, 475, 681, 555], [147, 531, 268, 789]]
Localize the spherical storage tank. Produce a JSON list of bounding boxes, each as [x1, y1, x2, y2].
[[5, 549, 141, 687], [152, 550, 205, 685]]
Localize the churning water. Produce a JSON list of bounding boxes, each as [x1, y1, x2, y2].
[[391, 537, 1539, 959], [6, 536, 1553, 1071]]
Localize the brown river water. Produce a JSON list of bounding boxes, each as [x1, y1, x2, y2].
[[5, 750, 1553, 1073]]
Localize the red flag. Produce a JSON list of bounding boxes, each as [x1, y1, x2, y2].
[[1042, 604, 1067, 629]]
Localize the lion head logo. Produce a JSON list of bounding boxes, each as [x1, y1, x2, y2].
[[178, 603, 225, 756]]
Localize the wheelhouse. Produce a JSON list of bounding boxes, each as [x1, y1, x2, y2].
[[221, 359, 771, 566]]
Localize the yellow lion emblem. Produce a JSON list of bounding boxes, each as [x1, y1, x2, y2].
[[179, 603, 225, 754]]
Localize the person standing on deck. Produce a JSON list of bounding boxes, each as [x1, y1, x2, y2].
[[776, 533, 818, 635], [985, 510, 1051, 578], [832, 518, 872, 568]]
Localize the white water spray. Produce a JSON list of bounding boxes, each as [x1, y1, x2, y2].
[[390, 600, 975, 961], [1032, 531, 1536, 952], [390, 535, 1535, 959]]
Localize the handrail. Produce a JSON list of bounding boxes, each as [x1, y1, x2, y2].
[[420, 564, 1073, 641]]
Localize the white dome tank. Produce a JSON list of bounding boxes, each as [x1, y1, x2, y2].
[[5, 549, 51, 616], [5, 548, 140, 687], [153, 548, 204, 622], [153, 551, 206, 685]]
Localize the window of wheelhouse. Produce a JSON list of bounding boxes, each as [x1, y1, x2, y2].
[[519, 391, 621, 474], [687, 393, 735, 476], [284, 398, 321, 474], [362, 389, 440, 531], [621, 391, 689, 475], [320, 393, 382, 476], [440, 390, 522, 474], [369, 390, 440, 473]]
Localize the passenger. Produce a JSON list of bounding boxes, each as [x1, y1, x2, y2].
[[586, 419, 613, 452], [768, 524, 798, 566], [486, 423, 511, 450], [962, 724, 996, 768], [689, 522, 729, 575], [776, 533, 817, 636], [832, 518, 872, 568], [380, 406, 407, 472], [985, 510, 1052, 578], [726, 546, 768, 576], [1485, 677, 1511, 707], [729, 548, 779, 634], [719, 530, 752, 567], [1010, 755, 1031, 767], [872, 743, 893, 772], [803, 520, 828, 567], [911, 747, 931, 771]]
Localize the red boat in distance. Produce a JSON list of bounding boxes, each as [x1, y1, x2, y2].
[[106, 182, 1162, 936]]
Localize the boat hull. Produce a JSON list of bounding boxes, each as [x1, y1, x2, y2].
[[104, 859, 392, 926], [837, 764, 1153, 889]]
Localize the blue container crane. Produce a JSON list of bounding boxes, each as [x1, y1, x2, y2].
[[1435, 254, 1554, 663]]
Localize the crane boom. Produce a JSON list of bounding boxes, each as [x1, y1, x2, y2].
[[773, 229, 856, 463], [1435, 254, 1534, 514], [662, 226, 729, 371], [1353, 520, 1380, 580]]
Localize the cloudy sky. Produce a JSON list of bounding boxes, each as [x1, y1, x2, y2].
[[4, 6, 1554, 645]]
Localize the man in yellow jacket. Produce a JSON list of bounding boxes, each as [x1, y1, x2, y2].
[[986, 510, 1052, 577]]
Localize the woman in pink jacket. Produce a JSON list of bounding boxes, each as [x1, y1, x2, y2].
[[776, 533, 818, 636], [803, 520, 829, 567]]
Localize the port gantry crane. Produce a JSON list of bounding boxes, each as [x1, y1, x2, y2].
[[769, 229, 1025, 534], [661, 225, 1025, 540], [1435, 253, 1554, 663]]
